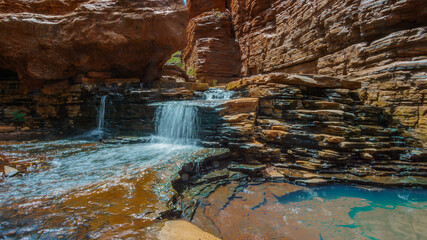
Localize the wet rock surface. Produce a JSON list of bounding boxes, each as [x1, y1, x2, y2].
[[0, 139, 228, 238], [199, 74, 427, 187], [191, 182, 427, 240], [0, 69, 210, 139]]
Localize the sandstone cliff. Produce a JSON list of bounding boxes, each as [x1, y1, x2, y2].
[[0, 0, 189, 91], [186, 0, 427, 145], [183, 1, 241, 84]]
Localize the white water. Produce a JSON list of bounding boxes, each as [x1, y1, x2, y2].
[[87, 95, 109, 137], [97, 95, 108, 131], [0, 141, 200, 205], [151, 88, 234, 145], [0, 88, 235, 204], [202, 88, 234, 100], [152, 102, 200, 145]]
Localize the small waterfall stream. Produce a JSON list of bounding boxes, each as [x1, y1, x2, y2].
[[202, 88, 234, 100], [151, 88, 234, 145], [152, 102, 200, 145], [87, 94, 109, 137], [96, 95, 108, 131]]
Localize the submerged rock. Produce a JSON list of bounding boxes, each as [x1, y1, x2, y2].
[[4, 166, 18, 177]]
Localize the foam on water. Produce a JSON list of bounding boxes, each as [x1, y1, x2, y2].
[[152, 101, 200, 145], [0, 141, 200, 205]]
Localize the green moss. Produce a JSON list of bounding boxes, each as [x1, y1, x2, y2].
[[10, 110, 26, 123], [166, 51, 183, 68], [186, 66, 196, 77], [166, 51, 197, 77]]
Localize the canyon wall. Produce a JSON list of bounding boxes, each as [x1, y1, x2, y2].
[[183, 1, 241, 84], [186, 0, 427, 145], [0, 0, 189, 91]]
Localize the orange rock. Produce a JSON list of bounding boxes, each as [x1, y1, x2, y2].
[[183, 11, 241, 84], [262, 130, 288, 140], [0, 0, 189, 90], [160, 220, 220, 240], [0, 126, 16, 133], [187, 0, 227, 19], [271, 125, 290, 131], [220, 98, 258, 115]]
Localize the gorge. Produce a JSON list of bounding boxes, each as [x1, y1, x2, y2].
[[0, 0, 426, 239]]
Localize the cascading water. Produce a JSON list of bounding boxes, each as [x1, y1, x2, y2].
[[97, 95, 108, 131], [151, 88, 234, 145], [88, 95, 109, 137], [202, 88, 234, 100], [152, 102, 200, 145]]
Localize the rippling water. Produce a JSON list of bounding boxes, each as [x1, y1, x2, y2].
[[0, 139, 223, 239], [193, 182, 427, 240]]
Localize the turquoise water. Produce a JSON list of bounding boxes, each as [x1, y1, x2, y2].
[[276, 185, 427, 240], [194, 182, 427, 240]]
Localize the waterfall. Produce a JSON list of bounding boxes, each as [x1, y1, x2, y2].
[[202, 88, 234, 100], [152, 101, 200, 145], [87, 95, 109, 137], [97, 95, 108, 131], [151, 88, 234, 145]]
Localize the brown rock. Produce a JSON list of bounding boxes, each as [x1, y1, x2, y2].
[[187, 0, 227, 19], [220, 98, 258, 115], [86, 72, 112, 79], [183, 11, 241, 84], [0, 126, 16, 133], [159, 220, 220, 240], [0, 0, 189, 90], [162, 64, 189, 82]]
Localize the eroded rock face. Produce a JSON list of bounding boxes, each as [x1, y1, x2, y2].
[[228, 0, 427, 145], [184, 0, 426, 142], [0, 0, 189, 90], [187, 0, 227, 19], [183, 1, 241, 84], [230, 0, 426, 76]]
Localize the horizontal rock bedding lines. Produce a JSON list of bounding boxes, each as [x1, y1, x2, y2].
[[185, 0, 427, 148], [194, 73, 427, 187]]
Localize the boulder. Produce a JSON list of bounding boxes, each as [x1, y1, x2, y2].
[[4, 166, 18, 177], [159, 220, 220, 240]]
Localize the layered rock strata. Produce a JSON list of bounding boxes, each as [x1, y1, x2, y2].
[[221, 74, 426, 186], [183, 2, 241, 84], [186, 0, 427, 143], [0, 70, 208, 140], [171, 75, 427, 230]]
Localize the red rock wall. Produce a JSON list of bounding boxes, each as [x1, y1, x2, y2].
[[183, 11, 241, 84], [0, 0, 189, 91], [228, 0, 427, 144], [187, 0, 227, 18], [230, 0, 426, 75], [183, 0, 241, 84]]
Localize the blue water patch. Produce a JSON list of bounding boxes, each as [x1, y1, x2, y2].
[[276, 185, 427, 209], [275, 184, 427, 239]]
